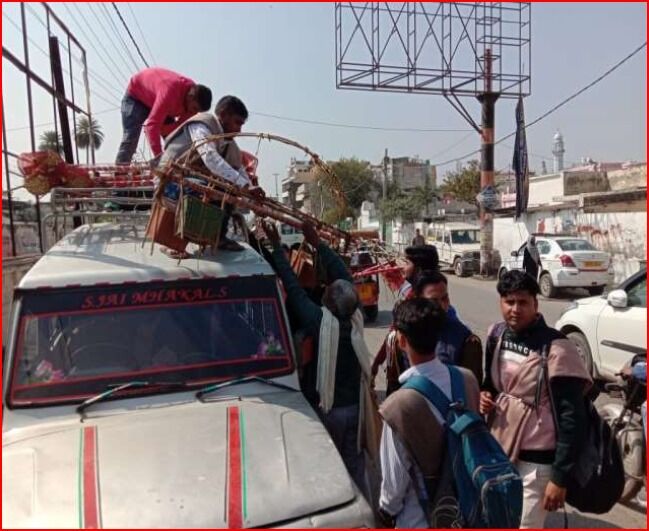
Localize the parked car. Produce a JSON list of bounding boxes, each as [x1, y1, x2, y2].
[[499, 234, 614, 298], [2, 223, 373, 528], [555, 268, 646, 381], [426, 222, 482, 277]]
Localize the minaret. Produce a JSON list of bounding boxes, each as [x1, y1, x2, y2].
[[552, 131, 565, 172]]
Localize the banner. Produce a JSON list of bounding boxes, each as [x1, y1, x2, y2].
[[513, 96, 529, 219]]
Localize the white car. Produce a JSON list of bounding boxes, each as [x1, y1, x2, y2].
[[555, 268, 647, 381], [499, 235, 614, 298]]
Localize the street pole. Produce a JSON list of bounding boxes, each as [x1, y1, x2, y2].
[[477, 48, 499, 276], [273, 173, 279, 201], [381, 148, 388, 242]]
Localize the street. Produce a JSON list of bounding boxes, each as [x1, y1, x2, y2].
[[364, 273, 646, 529]]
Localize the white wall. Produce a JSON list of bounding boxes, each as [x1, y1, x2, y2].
[[494, 209, 647, 283], [528, 173, 563, 205]]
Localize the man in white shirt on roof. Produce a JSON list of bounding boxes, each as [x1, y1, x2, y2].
[[159, 95, 265, 251]]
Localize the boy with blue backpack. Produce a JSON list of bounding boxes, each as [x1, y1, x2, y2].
[[378, 299, 522, 528]]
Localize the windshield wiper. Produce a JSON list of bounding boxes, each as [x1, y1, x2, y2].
[[76, 380, 189, 417], [196, 375, 298, 401]]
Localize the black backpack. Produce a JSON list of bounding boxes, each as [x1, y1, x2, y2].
[[540, 345, 625, 514]]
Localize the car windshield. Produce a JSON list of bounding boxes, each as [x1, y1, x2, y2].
[[556, 239, 597, 251], [451, 230, 479, 244], [9, 276, 293, 407]]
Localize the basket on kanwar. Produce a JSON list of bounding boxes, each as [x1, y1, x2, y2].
[[146, 132, 352, 253]]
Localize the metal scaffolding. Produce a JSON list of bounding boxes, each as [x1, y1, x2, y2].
[[335, 2, 531, 98], [2, 2, 92, 255]]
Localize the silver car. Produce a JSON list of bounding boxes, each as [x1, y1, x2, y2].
[[2, 223, 373, 528]]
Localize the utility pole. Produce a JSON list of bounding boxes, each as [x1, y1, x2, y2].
[[477, 48, 499, 276], [381, 148, 388, 242], [273, 173, 279, 201]]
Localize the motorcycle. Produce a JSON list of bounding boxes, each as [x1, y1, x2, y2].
[[598, 357, 646, 503]]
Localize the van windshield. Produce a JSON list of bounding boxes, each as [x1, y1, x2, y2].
[[451, 230, 479, 244], [280, 224, 297, 235], [9, 276, 293, 406]]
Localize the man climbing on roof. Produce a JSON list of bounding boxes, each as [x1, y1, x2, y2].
[[116, 67, 213, 164]]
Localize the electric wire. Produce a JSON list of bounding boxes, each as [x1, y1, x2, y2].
[[97, 2, 142, 71], [112, 2, 150, 68], [434, 41, 647, 168], [62, 3, 130, 85], [252, 111, 472, 133], [126, 2, 156, 65]]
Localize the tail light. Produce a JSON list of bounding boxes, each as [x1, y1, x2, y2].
[[559, 254, 577, 267]]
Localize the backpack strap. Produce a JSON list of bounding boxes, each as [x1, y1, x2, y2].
[[447, 365, 466, 405], [403, 375, 451, 419]]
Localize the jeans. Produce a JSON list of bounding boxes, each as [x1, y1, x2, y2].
[[515, 459, 553, 529], [115, 94, 150, 164], [321, 404, 367, 496]]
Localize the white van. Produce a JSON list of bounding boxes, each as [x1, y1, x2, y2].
[[277, 222, 304, 249], [2, 222, 373, 528], [426, 222, 482, 276]]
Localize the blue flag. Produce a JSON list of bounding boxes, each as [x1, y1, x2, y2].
[[513, 96, 529, 219]]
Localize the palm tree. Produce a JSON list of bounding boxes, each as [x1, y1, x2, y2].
[[38, 130, 64, 155], [75, 117, 104, 163]]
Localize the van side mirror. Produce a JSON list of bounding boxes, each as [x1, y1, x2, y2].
[[607, 289, 628, 309], [510, 251, 518, 257]]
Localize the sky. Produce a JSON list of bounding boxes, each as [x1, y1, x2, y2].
[[2, 2, 647, 201]]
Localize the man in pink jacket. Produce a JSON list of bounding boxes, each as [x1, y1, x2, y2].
[[116, 67, 212, 164]]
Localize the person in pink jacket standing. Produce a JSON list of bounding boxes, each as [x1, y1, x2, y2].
[[116, 67, 212, 164]]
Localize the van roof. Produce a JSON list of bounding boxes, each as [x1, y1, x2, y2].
[[18, 223, 274, 290], [429, 222, 479, 230]]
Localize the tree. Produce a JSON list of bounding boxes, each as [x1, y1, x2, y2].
[[309, 157, 380, 224], [329, 158, 381, 213], [379, 192, 422, 223], [411, 182, 438, 217], [378, 179, 438, 224], [38, 130, 63, 155], [76, 117, 104, 163], [439, 159, 481, 205]]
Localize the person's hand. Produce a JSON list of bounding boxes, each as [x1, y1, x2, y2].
[[479, 391, 496, 415], [543, 480, 567, 512], [302, 221, 320, 248], [260, 220, 281, 246], [247, 185, 266, 199]]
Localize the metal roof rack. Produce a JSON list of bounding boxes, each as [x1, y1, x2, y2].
[[42, 179, 155, 249]]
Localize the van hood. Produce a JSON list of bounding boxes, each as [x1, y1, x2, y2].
[[3, 393, 356, 528]]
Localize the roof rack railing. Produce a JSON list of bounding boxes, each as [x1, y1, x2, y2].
[[44, 183, 155, 249]]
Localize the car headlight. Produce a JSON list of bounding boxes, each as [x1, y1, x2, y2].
[[558, 302, 578, 319]]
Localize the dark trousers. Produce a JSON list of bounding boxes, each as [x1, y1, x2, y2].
[[115, 94, 150, 165]]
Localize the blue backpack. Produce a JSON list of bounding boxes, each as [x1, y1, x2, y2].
[[403, 366, 523, 528]]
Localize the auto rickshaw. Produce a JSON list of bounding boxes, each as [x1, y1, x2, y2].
[[350, 250, 380, 322]]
